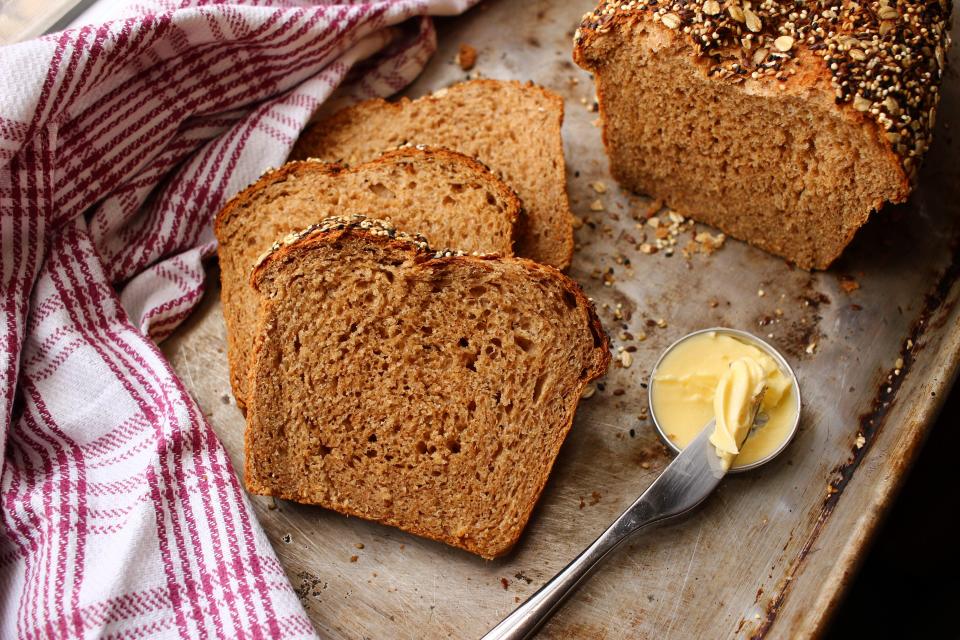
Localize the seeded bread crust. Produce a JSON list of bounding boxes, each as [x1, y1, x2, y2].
[[245, 215, 610, 558], [291, 79, 575, 270], [251, 215, 459, 270], [574, 0, 951, 269], [216, 147, 522, 409]]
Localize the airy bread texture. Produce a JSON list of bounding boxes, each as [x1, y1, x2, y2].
[[244, 216, 609, 558], [215, 147, 521, 408], [291, 79, 575, 269], [574, 0, 950, 269]]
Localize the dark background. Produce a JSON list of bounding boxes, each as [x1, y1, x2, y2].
[[827, 379, 959, 638]]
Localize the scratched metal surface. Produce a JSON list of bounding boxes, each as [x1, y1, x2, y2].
[[161, 2, 960, 638]]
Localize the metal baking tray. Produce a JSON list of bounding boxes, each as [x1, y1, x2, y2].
[[163, 1, 960, 637]]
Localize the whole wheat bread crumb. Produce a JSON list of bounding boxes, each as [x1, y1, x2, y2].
[[216, 147, 521, 408], [456, 44, 477, 70], [291, 79, 574, 269], [244, 216, 610, 559]]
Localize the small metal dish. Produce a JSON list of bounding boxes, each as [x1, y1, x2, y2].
[[647, 327, 802, 473]]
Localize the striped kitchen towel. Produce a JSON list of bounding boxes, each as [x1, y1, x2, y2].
[[0, 1, 475, 637]]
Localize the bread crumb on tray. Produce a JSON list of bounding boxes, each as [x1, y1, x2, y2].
[[455, 43, 477, 70]]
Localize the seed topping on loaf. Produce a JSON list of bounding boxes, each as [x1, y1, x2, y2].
[[254, 215, 465, 270], [575, 0, 952, 178]]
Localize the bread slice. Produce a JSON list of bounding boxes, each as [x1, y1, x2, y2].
[[290, 79, 574, 269], [244, 215, 609, 558], [573, 1, 949, 269], [215, 147, 521, 408]]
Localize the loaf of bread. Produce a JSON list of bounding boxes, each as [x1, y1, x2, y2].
[[215, 147, 521, 408], [290, 79, 575, 270], [244, 215, 609, 558], [574, 0, 951, 269]]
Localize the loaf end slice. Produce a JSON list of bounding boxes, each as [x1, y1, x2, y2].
[[291, 79, 575, 269], [215, 147, 521, 408], [574, 1, 950, 269], [245, 215, 609, 558]]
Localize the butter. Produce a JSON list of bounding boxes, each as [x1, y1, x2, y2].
[[650, 331, 798, 470], [710, 357, 767, 469]]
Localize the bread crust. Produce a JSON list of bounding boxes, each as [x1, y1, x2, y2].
[[245, 217, 610, 558], [291, 79, 575, 270]]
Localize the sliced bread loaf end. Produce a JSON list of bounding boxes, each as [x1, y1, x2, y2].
[[245, 215, 609, 558], [216, 147, 521, 408], [571, 3, 934, 268], [291, 79, 575, 270]]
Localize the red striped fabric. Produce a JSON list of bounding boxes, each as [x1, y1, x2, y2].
[[0, 1, 476, 637]]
